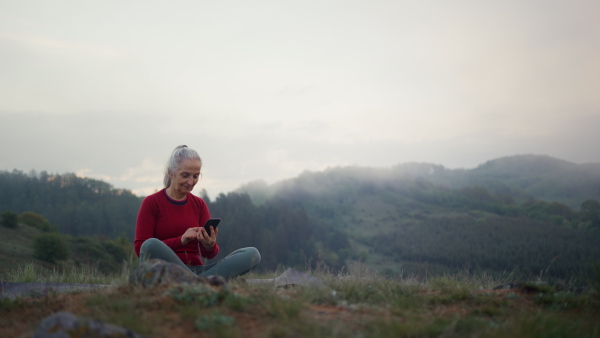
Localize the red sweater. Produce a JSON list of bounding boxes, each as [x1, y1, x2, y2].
[[134, 189, 220, 265]]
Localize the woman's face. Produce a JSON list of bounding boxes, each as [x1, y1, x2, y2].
[[169, 158, 201, 195]]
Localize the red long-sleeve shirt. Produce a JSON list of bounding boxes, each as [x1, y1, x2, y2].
[[134, 189, 219, 265]]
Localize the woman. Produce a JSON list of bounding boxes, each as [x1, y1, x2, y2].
[[134, 145, 261, 278]]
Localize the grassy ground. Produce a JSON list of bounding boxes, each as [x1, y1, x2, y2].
[[1, 263, 599, 338], [0, 223, 44, 274]]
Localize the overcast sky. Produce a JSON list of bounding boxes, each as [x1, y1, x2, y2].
[[1, 0, 599, 198]]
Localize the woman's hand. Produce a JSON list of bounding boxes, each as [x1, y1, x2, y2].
[[197, 226, 218, 250], [181, 227, 201, 245]]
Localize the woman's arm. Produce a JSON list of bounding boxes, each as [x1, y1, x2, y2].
[[134, 197, 186, 256]]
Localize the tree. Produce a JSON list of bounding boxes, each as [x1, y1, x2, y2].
[[581, 199, 600, 228], [32, 233, 70, 263], [1, 210, 19, 229]]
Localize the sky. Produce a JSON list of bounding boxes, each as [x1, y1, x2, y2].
[[1, 0, 599, 198]]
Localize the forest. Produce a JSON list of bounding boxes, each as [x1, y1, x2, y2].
[[1, 154, 599, 279]]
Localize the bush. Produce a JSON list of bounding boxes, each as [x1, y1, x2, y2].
[[33, 233, 70, 263], [1, 211, 19, 229], [19, 211, 56, 232], [102, 241, 127, 263], [69, 236, 128, 273]]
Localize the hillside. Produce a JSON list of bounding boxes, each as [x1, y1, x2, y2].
[[0, 223, 42, 274], [240, 155, 600, 210], [2, 154, 600, 279], [237, 155, 600, 278], [0, 170, 142, 239], [395, 154, 600, 208]]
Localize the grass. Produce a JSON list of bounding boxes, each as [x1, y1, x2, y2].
[[0, 223, 42, 273], [1, 263, 599, 337], [3, 261, 118, 284]]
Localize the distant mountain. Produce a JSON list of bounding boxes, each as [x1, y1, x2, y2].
[[236, 154, 600, 278], [240, 154, 600, 209], [376, 155, 599, 208], [467, 155, 600, 207]]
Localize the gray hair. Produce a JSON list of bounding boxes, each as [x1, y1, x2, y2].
[[163, 145, 202, 188]]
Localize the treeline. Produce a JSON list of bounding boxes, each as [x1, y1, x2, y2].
[[203, 191, 350, 271], [372, 215, 600, 278], [0, 169, 142, 238], [246, 166, 600, 231]]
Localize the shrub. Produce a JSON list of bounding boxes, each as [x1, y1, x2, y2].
[[32, 233, 70, 263], [1, 210, 19, 229], [19, 211, 56, 232], [102, 241, 127, 263], [68, 236, 128, 274]]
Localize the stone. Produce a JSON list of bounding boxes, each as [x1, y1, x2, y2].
[[34, 311, 143, 338], [129, 259, 226, 288]]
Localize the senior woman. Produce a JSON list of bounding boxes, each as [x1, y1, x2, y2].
[[134, 145, 261, 278]]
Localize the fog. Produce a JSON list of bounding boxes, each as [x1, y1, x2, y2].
[[1, 0, 599, 198]]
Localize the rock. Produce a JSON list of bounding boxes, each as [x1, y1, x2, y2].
[[129, 259, 226, 288], [34, 311, 143, 338], [206, 275, 228, 286]]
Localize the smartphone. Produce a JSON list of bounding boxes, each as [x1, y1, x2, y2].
[[203, 218, 221, 236]]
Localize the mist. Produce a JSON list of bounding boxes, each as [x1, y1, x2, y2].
[[1, 0, 599, 198]]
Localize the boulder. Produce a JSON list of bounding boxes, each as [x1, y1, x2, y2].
[[129, 259, 226, 288], [34, 311, 143, 338]]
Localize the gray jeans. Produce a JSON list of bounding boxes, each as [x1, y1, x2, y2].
[[139, 238, 261, 278]]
